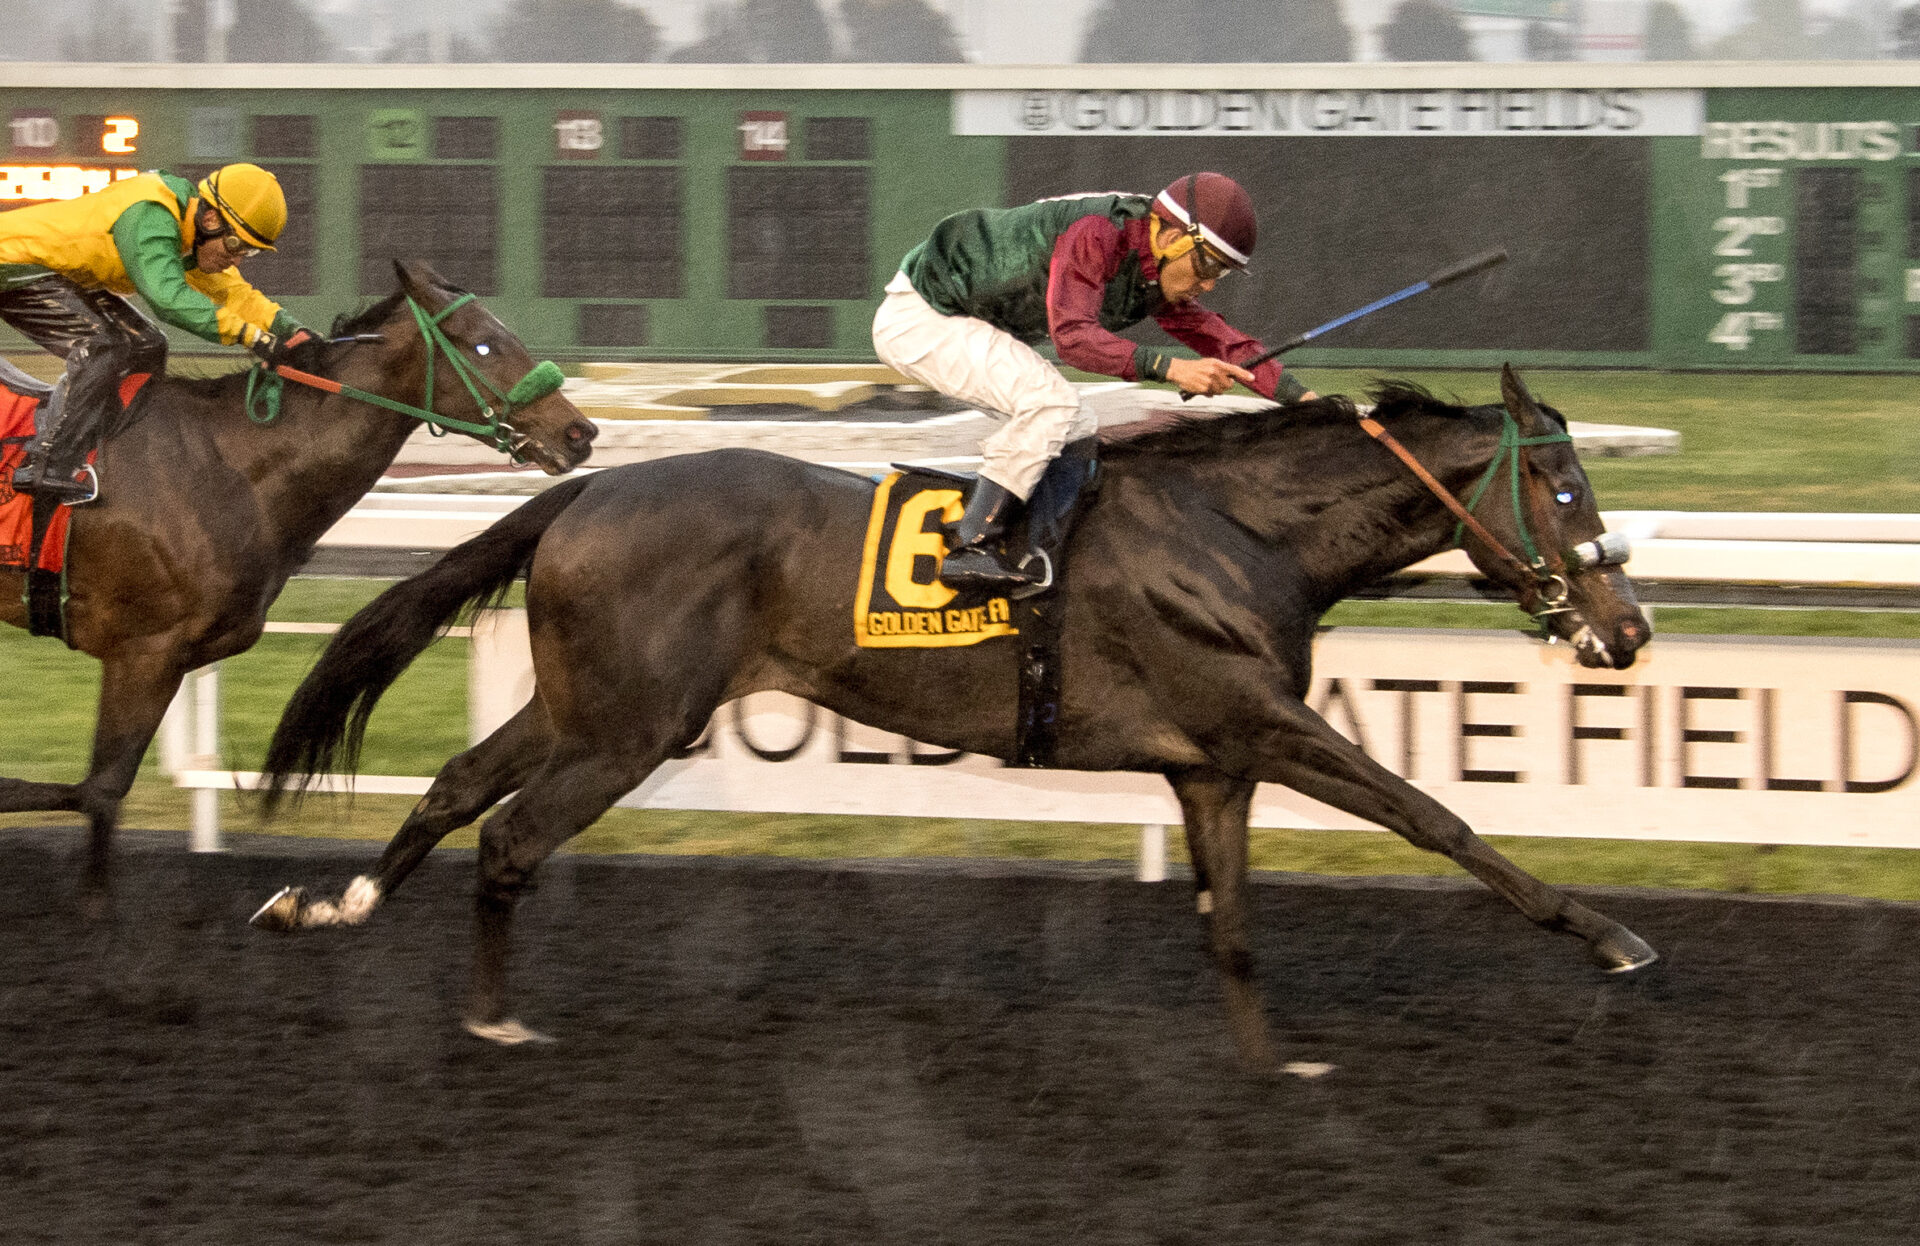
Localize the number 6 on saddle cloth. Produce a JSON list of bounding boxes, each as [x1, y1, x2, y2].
[[860, 441, 1099, 767]]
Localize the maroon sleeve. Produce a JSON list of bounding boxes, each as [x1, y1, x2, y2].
[[1153, 299, 1285, 400], [1046, 215, 1146, 380]]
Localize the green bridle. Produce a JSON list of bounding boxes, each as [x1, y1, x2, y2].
[[1452, 411, 1574, 570], [1357, 407, 1578, 623], [243, 293, 567, 462]]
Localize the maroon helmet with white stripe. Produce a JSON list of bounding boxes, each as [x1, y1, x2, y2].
[[1151, 172, 1256, 271]]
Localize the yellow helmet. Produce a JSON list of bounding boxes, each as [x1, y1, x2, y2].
[[197, 163, 286, 251]]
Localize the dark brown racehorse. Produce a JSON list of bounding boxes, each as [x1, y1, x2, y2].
[[0, 260, 595, 909], [255, 365, 1654, 1066]]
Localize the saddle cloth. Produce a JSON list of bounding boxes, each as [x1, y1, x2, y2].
[[0, 366, 147, 575], [854, 468, 1020, 649]]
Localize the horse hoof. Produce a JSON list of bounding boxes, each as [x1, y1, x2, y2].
[[463, 1018, 556, 1046], [250, 886, 304, 933], [1589, 924, 1658, 974]]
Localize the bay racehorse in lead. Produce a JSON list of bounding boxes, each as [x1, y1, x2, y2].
[[256, 364, 1654, 1066], [0, 260, 595, 910]]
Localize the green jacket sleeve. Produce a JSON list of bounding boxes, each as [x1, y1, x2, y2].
[[110, 200, 224, 343]]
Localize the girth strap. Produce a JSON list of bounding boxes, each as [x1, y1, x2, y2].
[[23, 495, 67, 641]]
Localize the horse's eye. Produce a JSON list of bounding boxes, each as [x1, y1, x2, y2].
[[475, 343, 492, 356], [1555, 490, 1575, 505]]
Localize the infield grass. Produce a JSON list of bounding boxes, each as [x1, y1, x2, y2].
[[6, 366, 1919, 900], [1185, 366, 1920, 513]]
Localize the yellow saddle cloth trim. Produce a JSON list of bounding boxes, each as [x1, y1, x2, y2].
[[853, 472, 1019, 649]]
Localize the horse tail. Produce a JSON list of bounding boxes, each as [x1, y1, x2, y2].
[[260, 475, 593, 811]]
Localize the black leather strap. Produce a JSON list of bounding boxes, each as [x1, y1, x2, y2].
[[25, 496, 67, 641]]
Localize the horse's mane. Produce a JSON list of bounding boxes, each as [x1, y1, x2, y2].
[[1100, 378, 1563, 460], [137, 289, 415, 406], [331, 279, 471, 338], [331, 289, 409, 338], [1100, 393, 1358, 460]]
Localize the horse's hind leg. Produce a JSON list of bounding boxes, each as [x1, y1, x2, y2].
[[1169, 769, 1274, 1071], [253, 699, 555, 932], [463, 742, 668, 1044]]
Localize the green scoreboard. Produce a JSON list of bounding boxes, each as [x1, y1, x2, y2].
[[1665, 88, 1917, 368], [4, 63, 1920, 371]]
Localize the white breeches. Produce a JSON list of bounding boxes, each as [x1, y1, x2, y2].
[[871, 273, 1097, 501]]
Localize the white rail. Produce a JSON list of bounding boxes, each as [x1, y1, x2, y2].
[[318, 495, 1920, 589]]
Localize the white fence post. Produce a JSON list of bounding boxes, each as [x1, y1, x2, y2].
[[469, 608, 534, 745], [159, 680, 190, 775], [190, 664, 221, 852], [1137, 822, 1168, 883]]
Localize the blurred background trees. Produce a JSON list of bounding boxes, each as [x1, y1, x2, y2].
[[171, 0, 339, 61], [667, 0, 835, 62], [1080, 0, 1351, 62], [842, 0, 965, 61], [1378, 0, 1474, 61], [59, 0, 155, 60], [487, 0, 661, 61], [20, 0, 1920, 66], [1644, 1, 1701, 59]]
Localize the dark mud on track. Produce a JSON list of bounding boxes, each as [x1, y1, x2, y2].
[[2, 830, 1917, 1246]]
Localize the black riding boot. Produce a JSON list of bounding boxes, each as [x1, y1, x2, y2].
[[12, 366, 109, 505], [940, 478, 1036, 591]]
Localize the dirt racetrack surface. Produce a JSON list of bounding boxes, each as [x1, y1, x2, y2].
[[2, 829, 1916, 1245]]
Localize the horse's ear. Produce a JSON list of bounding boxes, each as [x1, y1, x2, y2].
[[1499, 363, 1550, 436], [392, 259, 449, 302]]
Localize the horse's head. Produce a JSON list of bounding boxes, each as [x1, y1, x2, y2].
[[1454, 365, 1650, 670], [390, 260, 597, 474]]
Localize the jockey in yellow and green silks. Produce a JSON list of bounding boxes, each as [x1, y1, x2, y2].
[[0, 162, 312, 503]]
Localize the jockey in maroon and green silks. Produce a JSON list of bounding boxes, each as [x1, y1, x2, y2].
[[874, 173, 1311, 592], [900, 191, 1304, 400]]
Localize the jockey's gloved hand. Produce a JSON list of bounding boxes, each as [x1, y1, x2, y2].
[[248, 327, 315, 366]]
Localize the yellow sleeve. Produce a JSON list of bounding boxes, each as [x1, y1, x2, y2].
[[184, 268, 285, 347]]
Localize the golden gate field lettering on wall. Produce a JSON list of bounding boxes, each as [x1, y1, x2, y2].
[[469, 615, 1920, 850]]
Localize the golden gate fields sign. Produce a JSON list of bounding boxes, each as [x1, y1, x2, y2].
[[469, 618, 1919, 850]]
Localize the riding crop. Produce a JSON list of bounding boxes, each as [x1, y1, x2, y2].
[[1183, 248, 1508, 400]]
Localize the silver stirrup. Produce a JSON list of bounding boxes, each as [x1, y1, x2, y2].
[[1010, 549, 1054, 599], [70, 462, 101, 505]]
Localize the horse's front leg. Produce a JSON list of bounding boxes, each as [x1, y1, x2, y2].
[[1221, 699, 1657, 975], [1166, 768, 1274, 1070], [465, 742, 668, 1044], [0, 775, 86, 814], [75, 649, 188, 915]]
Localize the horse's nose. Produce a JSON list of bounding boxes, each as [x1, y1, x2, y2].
[[566, 420, 598, 446], [1619, 615, 1650, 651]]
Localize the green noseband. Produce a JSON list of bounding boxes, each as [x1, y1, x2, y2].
[[506, 360, 566, 408]]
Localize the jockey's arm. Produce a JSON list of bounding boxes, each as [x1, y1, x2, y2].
[[1045, 215, 1183, 385], [110, 201, 301, 349], [1155, 298, 1312, 402]]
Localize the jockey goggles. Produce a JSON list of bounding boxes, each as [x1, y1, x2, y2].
[[1153, 228, 1233, 282], [193, 215, 261, 260], [1188, 241, 1231, 281]]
